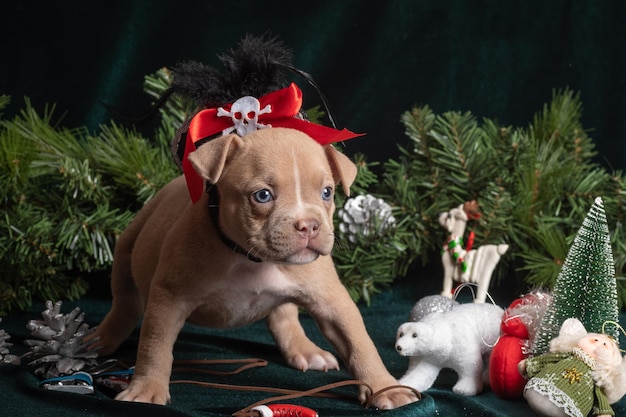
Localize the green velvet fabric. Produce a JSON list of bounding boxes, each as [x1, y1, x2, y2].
[[2, 279, 626, 416], [3, 1, 626, 416], [2, 1, 626, 168]]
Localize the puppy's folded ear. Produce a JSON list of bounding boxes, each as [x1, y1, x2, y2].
[[188, 134, 244, 184], [325, 145, 357, 196]]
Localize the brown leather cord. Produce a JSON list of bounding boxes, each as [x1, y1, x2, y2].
[[167, 358, 422, 417], [172, 358, 268, 376], [230, 380, 370, 417], [169, 378, 352, 400]]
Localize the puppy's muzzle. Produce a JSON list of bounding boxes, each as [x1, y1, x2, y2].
[[295, 219, 320, 239]]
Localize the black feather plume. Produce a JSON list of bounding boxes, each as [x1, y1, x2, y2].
[[169, 62, 227, 108], [171, 33, 293, 108]]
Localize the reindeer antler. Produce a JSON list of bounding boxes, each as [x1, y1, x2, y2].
[[463, 200, 481, 220]]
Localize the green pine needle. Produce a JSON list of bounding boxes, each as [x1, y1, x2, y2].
[[2, 77, 626, 314]]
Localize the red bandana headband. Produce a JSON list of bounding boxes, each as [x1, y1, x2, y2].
[[182, 82, 363, 202]]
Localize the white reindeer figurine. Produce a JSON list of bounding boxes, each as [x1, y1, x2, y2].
[[439, 201, 508, 303]]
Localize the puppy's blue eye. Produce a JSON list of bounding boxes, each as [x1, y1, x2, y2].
[[322, 186, 333, 201], [252, 189, 273, 203]]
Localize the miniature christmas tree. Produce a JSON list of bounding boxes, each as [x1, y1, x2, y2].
[[532, 197, 619, 355]]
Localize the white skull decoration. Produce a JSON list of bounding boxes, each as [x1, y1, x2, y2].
[[217, 96, 272, 136]]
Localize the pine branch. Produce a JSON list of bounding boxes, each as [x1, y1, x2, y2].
[[88, 122, 178, 205], [0, 87, 179, 314], [2, 73, 626, 314], [332, 154, 410, 304], [370, 88, 626, 307]]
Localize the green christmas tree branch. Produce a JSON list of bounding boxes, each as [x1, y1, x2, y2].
[[2, 72, 626, 313], [0, 76, 184, 314], [368, 88, 626, 307]]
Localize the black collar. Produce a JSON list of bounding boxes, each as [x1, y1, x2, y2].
[[206, 184, 263, 263]]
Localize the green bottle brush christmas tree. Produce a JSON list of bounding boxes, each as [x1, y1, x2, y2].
[[2, 68, 626, 315], [532, 196, 620, 355]]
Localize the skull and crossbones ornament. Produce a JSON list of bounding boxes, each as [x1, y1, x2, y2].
[[217, 96, 272, 136]]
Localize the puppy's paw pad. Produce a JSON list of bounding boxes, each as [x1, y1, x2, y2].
[[289, 350, 339, 372], [365, 388, 420, 410], [306, 352, 339, 371], [115, 382, 171, 405]]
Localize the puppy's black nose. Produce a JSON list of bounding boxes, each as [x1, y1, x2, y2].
[[295, 219, 320, 238], [396, 345, 402, 352]]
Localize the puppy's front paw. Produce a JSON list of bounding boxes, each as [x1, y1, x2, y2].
[[287, 348, 339, 372], [83, 330, 117, 357], [115, 378, 171, 405], [361, 381, 420, 410]]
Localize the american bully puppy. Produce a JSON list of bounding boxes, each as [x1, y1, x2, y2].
[[86, 127, 417, 409]]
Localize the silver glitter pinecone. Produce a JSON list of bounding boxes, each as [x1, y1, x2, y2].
[[0, 318, 21, 365], [338, 194, 395, 243], [23, 300, 99, 378]]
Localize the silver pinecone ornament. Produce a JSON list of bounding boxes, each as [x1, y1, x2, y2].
[[24, 300, 99, 378], [0, 318, 21, 365], [338, 194, 395, 243]]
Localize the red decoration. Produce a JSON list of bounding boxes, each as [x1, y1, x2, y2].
[[251, 404, 318, 417], [182, 83, 363, 202], [489, 297, 533, 399], [465, 230, 475, 253]]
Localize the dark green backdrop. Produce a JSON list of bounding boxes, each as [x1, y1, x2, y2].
[[2, 0, 626, 169], [3, 2, 626, 415]]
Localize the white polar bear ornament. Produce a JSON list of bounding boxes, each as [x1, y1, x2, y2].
[[395, 302, 504, 395]]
